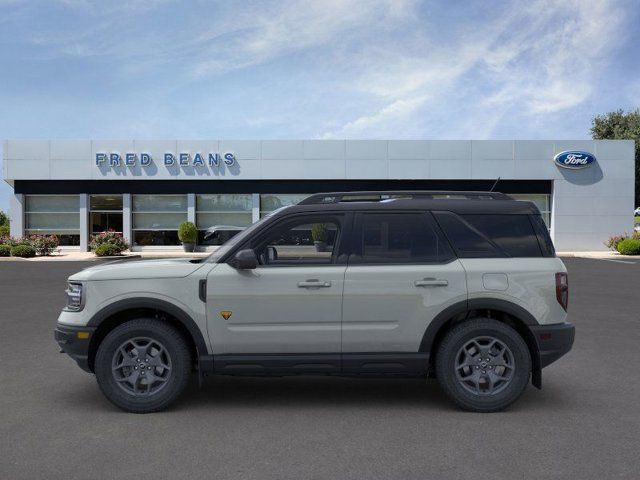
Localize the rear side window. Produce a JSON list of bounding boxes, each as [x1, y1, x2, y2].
[[462, 214, 542, 257], [529, 214, 555, 257], [352, 212, 454, 264], [434, 212, 543, 258]]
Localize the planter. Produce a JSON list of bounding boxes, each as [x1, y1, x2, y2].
[[182, 242, 196, 252], [314, 241, 328, 252]]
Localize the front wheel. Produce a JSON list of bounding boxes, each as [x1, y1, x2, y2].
[[435, 318, 531, 412], [95, 318, 192, 413]]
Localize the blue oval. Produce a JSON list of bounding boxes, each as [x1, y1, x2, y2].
[[554, 150, 596, 169]]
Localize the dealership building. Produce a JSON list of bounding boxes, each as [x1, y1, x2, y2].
[[2, 139, 635, 251]]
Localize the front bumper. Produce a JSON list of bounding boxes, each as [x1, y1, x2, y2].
[[530, 322, 575, 368], [54, 324, 96, 373]]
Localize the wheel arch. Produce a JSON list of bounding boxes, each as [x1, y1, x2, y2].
[[421, 298, 542, 388], [86, 298, 208, 373]]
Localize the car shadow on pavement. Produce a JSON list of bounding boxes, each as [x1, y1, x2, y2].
[[55, 373, 574, 414]]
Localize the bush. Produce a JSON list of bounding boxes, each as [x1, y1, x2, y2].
[[94, 243, 125, 257], [10, 244, 36, 258], [90, 231, 128, 252], [0, 224, 9, 238], [0, 244, 10, 256], [28, 234, 59, 256], [616, 238, 640, 255], [178, 222, 197, 243], [604, 234, 627, 251]]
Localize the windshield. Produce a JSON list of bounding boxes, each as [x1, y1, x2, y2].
[[203, 206, 291, 263]]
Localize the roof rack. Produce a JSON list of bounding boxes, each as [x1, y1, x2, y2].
[[298, 191, 510, 205]]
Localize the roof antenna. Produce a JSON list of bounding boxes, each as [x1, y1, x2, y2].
[[489, 177, 501, 192]]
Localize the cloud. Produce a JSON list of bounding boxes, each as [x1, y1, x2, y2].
[[0, 0, 633, 141], [321, 0, 628, 138]]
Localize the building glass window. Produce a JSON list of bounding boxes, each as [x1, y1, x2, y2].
[[25, 195, 80, 246], [259, 194, 308, 218], [196, 194, 252, 245], [132, 195, 187, 246], [511, 194, 551, 228], [90, 195, 123, 235]]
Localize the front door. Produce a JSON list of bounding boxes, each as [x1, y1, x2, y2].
[[341, 212, 467, 356], [206, 213, 349, 355]]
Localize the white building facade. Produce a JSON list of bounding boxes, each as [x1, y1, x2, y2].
[[2, 139, 635, 251]]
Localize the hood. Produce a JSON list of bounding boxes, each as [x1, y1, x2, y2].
[[68, 258, 205, 281]]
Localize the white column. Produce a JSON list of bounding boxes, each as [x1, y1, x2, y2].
[[123, 194, 132, 247], [9, 193, 24, 238], [187, 193, 196, 224], [79, 194, 89, 251], [252, 193, 260, 223]]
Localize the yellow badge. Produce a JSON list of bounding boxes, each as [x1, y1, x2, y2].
[[220, 310, 233, 320]]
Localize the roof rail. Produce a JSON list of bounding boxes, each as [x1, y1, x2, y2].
[[298, 191, 510, 205]]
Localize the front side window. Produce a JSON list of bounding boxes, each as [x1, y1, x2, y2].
[[353, 212, 454, 264], [248, 215, 342, 266], [132, 195, 187, 246]]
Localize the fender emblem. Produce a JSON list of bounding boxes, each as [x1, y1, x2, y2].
[[220, 310, 233, 320]]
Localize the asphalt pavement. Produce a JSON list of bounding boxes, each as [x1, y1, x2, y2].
[[1, 258, 639, 479]]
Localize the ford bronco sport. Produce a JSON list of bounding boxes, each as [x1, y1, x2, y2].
[[55, 191, 574, 413]]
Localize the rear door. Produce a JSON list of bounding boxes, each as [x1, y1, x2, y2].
[[341, 211, 467, 356]]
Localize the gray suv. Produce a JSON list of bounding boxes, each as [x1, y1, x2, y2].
[[55, 191, 574, 413]]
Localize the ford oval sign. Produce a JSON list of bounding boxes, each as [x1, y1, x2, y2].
[[553, 150, 596, 169]]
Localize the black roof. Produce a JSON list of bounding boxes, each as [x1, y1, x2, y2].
[[276, 191, 540, 216]]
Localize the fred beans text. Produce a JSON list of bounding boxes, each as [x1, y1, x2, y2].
[[95, 152, 236, 167]]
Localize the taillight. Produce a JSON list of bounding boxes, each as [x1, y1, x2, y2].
[[555, 272, 568, 311]]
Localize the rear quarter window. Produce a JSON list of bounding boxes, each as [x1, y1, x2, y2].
[[434, 212, 544, 258]]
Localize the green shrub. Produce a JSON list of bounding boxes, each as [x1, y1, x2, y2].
[[28, 234, 59, 255], [90, 231, 128, 252], [0, 244, 10, 256], [10, 244, 36, 258], [178, 222, 197, 243], [94, 243, 124, 257], [311, 223, 328, 242], [0, 224, 9, 238], [616, 238, 640, 255]]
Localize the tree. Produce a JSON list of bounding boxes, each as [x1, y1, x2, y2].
[[590, 109, 640, 206], [0, 210, 9, 226]]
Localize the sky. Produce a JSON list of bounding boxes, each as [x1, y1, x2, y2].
[[1, 0, 639, 213]]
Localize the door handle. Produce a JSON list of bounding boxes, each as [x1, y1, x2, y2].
[[297, 280, 332, 288], [415, 278, 448, 287]]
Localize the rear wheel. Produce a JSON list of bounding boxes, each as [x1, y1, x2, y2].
[[435, 318, 531, 412], [95, 318, 192, 413]]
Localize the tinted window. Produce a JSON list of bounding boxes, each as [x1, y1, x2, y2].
[[462, 215, 542, 257], [433, 212, 501, 258], [435, 211, 543, 258], [251, 215, 342, 266], [354, 213, 454, 264], [529, 214, 555, 257]]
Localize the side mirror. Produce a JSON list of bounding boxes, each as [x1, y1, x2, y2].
[[232, 249, 258, 270]]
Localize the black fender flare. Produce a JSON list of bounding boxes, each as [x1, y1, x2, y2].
[[87, 297, 209, 357]]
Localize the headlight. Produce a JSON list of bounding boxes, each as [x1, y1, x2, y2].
[[64, 282, 84, 311]]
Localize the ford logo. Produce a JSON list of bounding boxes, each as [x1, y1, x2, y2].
[[553, 150, 596, 169]]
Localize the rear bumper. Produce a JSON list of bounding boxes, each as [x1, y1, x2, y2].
[[530, 322, 575, 368], [54, 324, 96, 373]]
